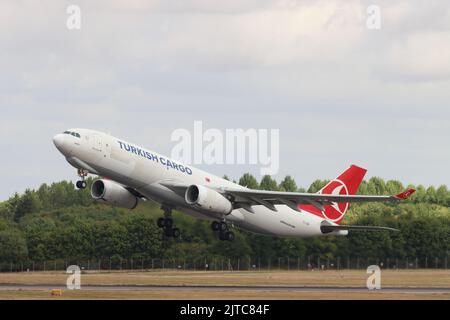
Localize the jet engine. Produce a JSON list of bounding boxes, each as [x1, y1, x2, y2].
[[91, 179, 139, 209], [185, 185, 232, 216]]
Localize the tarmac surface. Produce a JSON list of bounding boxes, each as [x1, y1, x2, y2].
[[1, 284, 449, 294]]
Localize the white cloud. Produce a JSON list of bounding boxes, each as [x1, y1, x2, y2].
[[383, 31, 450, 81]]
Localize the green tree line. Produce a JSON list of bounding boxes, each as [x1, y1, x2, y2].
[[0, 175, 449, 265]]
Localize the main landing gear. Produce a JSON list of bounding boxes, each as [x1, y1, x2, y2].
[[211, 221, 235, 241], [157, 205, 181, 239], [76, 169, 88, 189]]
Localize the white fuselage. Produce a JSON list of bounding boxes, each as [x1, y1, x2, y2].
[[54, 129, 334, 238]]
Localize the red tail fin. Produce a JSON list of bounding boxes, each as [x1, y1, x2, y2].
[[300, 165, 367, 224]]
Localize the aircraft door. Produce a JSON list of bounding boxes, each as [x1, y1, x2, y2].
[[92, 134, 103, 152], [89, 134, 106, 161]]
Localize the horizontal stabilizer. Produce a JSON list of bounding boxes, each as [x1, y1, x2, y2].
[[321, 224, 399, 234]]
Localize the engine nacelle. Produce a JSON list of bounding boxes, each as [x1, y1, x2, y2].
[[91, 179, 139, 209], [185, 185, 232, 216]]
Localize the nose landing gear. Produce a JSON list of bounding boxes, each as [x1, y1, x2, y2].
[[76, 169, 88, 189], [157, 205, 181, 239], [211, 221, 235, 241]]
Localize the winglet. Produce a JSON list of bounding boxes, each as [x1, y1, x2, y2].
[[394, 188, 416, 200]]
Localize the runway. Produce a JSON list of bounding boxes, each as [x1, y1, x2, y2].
[[1, 270, 449, 299], [1, 284, 449, 295]]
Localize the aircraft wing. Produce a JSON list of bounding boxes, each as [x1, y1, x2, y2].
[[223, 188, 415, 212], [160, 180, 415, 213], [159, 181, 188, 198]]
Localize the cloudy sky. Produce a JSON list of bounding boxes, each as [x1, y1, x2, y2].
[[1, 0, 450, 199]]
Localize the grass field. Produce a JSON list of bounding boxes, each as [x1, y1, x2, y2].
[[0, 269, 449, 300]]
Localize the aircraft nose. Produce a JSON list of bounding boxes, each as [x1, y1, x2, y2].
[[53, 134, 65, 151]]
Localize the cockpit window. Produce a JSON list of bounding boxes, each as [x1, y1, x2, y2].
[[63, 131, 81, 138]]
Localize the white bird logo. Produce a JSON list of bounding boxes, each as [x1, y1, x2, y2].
[[321, 180, 349, 222]]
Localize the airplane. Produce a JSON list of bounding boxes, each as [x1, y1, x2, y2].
[[53, 128, 415, 241]]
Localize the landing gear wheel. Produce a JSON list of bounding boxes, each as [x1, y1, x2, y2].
[[172, 228, 181, 239], [76, 181, 87, 189], [164, 228, 174, 237], [157, 218, 166, 228], [225, 231, 235, 241], [164, 218, 173, 229], [219, 222, 228, 232], [157, 218, 173, 229], [219, 231, 235, 241], [211, 221, 220, 232], [159, 205, 180, 239], [76, 169, 88, 189]]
